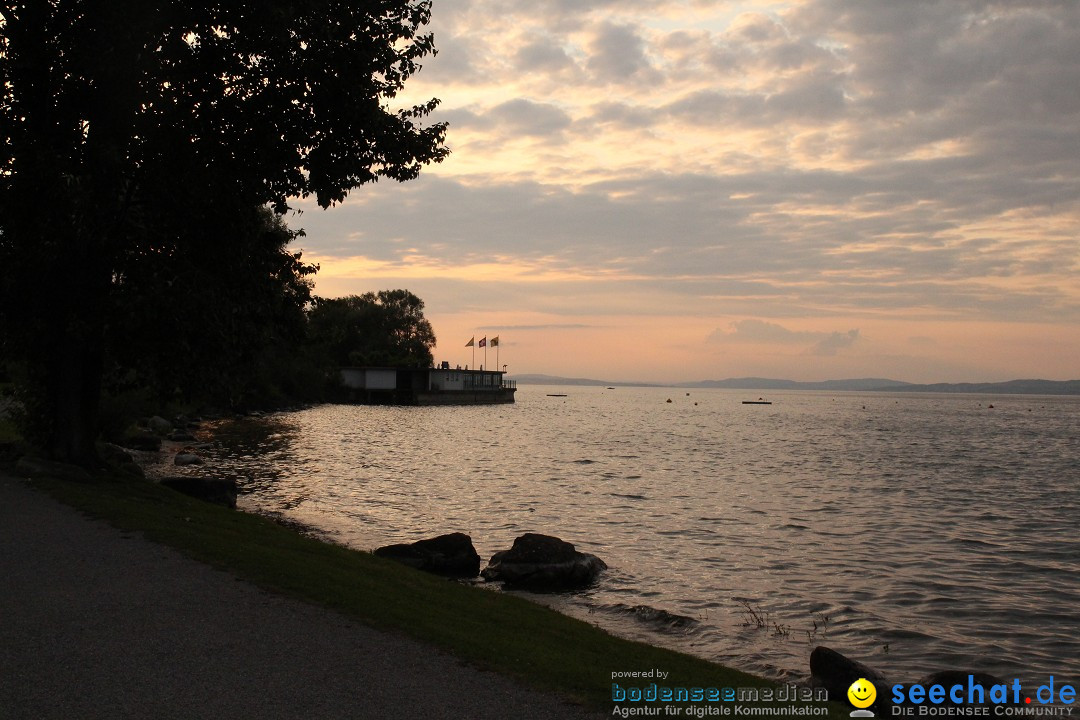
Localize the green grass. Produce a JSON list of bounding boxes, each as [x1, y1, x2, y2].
[[33, 473, 846, 716]]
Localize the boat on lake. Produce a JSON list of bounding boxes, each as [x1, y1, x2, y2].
[[742, 398, 772, 405]]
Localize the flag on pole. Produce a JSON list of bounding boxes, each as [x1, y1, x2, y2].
[[490, 336, 499, 347], [478, 337, 487, 348], [465, 337, 475, 347]]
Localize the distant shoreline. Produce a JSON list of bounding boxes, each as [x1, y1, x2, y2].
[[511, 375, 1080, 396]]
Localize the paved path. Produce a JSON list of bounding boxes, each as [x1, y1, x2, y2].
[[0, 473, 598, 719]]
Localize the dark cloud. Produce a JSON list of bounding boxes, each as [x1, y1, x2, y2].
[[586, 22, 659, 84], [487, 99, 573, 137], [420, 32, 487, 84], [514, 36, 577, 74], [794, 1, 1080, 160], [763, 70, 848, 120]]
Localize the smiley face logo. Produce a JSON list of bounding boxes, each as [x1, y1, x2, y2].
[[848, 678, 877, 709]]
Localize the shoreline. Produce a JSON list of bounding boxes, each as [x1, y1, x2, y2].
[[141, 412, 795, 684], [5, 463, 842, 716]]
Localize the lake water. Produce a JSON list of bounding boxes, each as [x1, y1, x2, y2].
[[197, 386, 1080, 687]]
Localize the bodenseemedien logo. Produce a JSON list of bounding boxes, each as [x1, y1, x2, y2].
[[849, 678, 877, 718]]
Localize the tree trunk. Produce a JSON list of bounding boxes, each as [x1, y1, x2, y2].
[[44, 315, 106, 467]]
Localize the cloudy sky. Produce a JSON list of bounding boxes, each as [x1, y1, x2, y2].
[[291, 0, 1080, 383]]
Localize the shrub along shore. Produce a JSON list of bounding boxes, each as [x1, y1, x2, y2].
[[28, 471, 847, 716]]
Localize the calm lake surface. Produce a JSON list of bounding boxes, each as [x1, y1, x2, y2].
[[200, 386, 1080, 685]]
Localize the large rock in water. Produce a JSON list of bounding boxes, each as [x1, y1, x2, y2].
[[374, 533, 481, 578], [481, 533, 607, 591], [810, 646, 891, 714], [174, 453, 204, 466], [158, 476, 237, 509]]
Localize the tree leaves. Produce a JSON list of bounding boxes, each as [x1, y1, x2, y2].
[[308, 290, 436, 369]]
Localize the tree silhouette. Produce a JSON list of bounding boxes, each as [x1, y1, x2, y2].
[[307, 291, 436, 369], [0, 1, 447, 464]]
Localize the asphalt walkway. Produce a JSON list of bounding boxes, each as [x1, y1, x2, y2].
[[0, 472, 597, 719]]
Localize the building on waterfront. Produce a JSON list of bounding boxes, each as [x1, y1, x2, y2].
[[339, 365, 516, 405]]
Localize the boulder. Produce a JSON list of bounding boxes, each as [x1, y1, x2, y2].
[[374, 533, 481, 578], [147, 415, 173, 436], [810, 646, 891, 714], [174, 453, 204, 466], [158, 476, 237, 509], [116, 462, 146, 480], [120, 429, 161, 452], [98, 442, 135, 466], [168, 430, 196, 442], [481, 533, 607, 591], [97, 443, 146, 479]]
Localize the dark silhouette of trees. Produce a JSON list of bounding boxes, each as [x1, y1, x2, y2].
[[308, 290, 436, 369], [104, 206, 319, 416], [0, 1, 447, 464]]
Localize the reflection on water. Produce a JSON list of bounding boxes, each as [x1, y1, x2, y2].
[[200, 387, 1080, 685]]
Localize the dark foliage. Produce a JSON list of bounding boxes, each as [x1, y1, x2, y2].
[[0, 1, 447, 463], [308, 290, 436, 369]]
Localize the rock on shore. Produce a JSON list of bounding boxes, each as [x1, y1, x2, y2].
[[810, 646, 1010, 711], [810, 646, 891, 714], [374, 533, 481, 578], [174, 453, 204, 466], [481, 533, 606, 592], [158, 476, 237, 509]]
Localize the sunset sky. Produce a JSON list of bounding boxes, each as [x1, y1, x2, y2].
[[291, 0, 1080, 384]]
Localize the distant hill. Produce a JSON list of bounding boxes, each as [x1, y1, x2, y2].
[[677, 377, 914, 391], [512, 374, 1080, 395], [882, 379, 1080, 395], [511, 373, 657, 387]]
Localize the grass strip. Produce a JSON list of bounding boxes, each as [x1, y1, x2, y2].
[[34, 473, 846, 716]]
